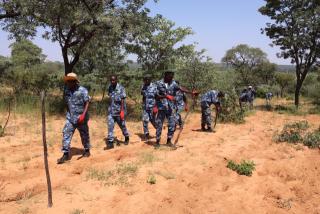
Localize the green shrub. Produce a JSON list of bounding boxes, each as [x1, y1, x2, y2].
[[303, 131, 320, 149], [227, 160, 255, 176], [255, 84, 269, 98], [219, 90, 245, 124], [275, 121, 309, 144], [284, 120, 309, 130], [47, 96, 65, 115], [274, 105, 303, 115], [147, 174, 156, 184]]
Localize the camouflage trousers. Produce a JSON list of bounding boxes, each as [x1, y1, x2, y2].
[[156, 109, 176, 141], [107, 114, 129, 142], [142, 109, 157, 135], [201, 105, 212, 128], [175, 107, 184, 127], [62, 119, 90, 153]]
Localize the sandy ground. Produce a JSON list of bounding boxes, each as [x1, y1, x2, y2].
[[0, 99, 319, 214]]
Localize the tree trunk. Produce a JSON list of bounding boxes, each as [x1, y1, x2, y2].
[[40, 91, 53, 208], [64, 63, 73, 75], [294, 80, 303, 108], [62, 47, 75, 75]]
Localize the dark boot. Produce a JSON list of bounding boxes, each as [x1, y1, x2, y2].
[[154, 139, 160, 149], [104, 141, 114, 150], [57, 152, 69, 164], [166, 138, 174, 147], [207, 127, 214, 132], [124, 136, 129, 145], [201, 124, 206, 131], [145, 133, 150, 141], [82, 149, 90, 157]]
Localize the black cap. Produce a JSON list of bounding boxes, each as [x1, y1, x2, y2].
[[164, 69, 176, 76], [143, 73, 152, 80]]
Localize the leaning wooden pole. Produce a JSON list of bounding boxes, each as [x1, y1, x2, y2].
[[41, 91, 53, 208]]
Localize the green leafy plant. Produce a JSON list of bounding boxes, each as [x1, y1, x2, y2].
[[227, 160, 255, 176], [303, 131, 320, 149], [275, 121, 309, 144], [70, 209, 84, 214], [147, 174, 156, 184]]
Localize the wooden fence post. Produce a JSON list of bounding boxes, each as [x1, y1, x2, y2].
[[41, 91, 53, 207]]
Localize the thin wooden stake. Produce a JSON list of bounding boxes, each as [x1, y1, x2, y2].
[[41, 91, 53, 207]]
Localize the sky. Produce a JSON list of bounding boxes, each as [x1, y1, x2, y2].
[[0, 0, 292, 65]]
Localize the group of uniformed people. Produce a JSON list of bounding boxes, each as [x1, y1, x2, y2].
[[57, 70, 225, 164], [239, 85, 256, 110]]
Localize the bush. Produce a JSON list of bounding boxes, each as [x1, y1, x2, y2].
[[227, 160, 255, 176], [255, 84, 269, 98], [274, 105, 304, 115], [47, 95, 65, 115], [285, 120, 309, 130], [219, 90, 245, 124], [275, 121, 309, 144], [147, 174, 156, 184], [303, 131, 320, 149]]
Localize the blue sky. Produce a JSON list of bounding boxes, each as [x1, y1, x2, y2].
[[0, 0, 291, 64]]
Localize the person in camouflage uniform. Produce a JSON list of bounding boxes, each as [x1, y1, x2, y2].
[[174, 81, 188, 129], [154, 70, 195, 148], [265, 92, 273, 106], [246, 86, 256, 109], [105, 75, 129, 150], [57, 72, 91, 164], [200, 90, 224, 132], [141, 74, 157, 140]]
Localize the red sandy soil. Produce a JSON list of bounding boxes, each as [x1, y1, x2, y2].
[[0, 100, 319, 214]]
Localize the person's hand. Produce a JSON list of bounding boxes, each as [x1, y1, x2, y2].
[[185, 105, 189, 112], [165, 95, 174, 101], [192, 90, 199, 97], [153, 106, 158, 114], [78, 113, 85, 124], [217, 106, 222, 113], [120, 110, 125, 120]]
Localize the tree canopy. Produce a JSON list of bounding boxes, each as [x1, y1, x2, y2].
[[222, 44, 268, 86], [259, 0, 320, 106]]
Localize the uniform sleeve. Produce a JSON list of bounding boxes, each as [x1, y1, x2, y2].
[[175, 82, 181, 92], [155, 82, 161, 96], [83, 88, 90, 102], [120, 86, 126, 99]]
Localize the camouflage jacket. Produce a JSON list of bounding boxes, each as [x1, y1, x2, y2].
[[64, 86, 90, 124], [155, 79, 180, 111], [141, 83, 157, 111], [108, 83, 126, 116]]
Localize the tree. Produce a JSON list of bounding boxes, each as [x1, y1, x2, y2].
[[126, 15, 193, 75], [0, 0, 20, 19], [0, 1, 37, 38], [10, 39, 45, 68], [1, 0, 156, 74], [7, 39, 49, 93], [0, 55, 11, 80], [176, 45, 216, 92], [256, 61, 277, 85], [259, 0, 320, 107], [275, 72, 295, 97], [222, 44, 268, 86], [75, 33, 127, 100]]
